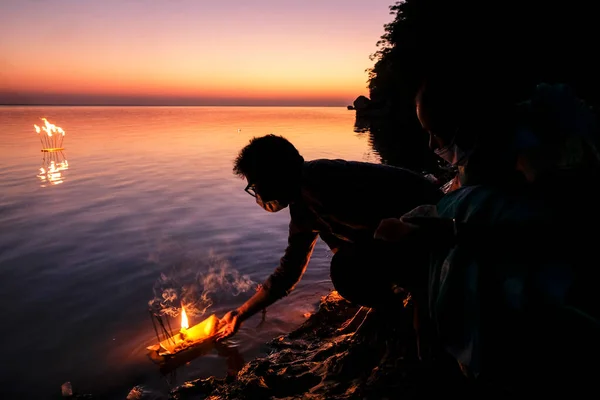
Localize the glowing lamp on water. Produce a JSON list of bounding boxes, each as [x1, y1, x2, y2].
[[34, 118, 65, 152], [33, 118, 69, 186], [148, 305, 220, 356]]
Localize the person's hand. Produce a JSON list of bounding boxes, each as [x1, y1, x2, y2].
[[374, 205, 443, 242], [215, 310, 242, 342], [400, 205, 456, 246], [374, 217, 419, 241]]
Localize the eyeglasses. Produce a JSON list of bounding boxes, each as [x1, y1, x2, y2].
[[245, 183, 257, 198]]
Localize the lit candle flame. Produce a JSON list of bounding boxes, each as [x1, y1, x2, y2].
[[34, 118, 66, 150], [181, 305, 189, 330], [39, 117, 65, 136]]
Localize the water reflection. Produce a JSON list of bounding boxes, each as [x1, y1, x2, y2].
[[353, 115, 371, 134], [354, 115, 437, 172], [37, 150, 69, 187], [1, 106, 377, 399], [155, 341, 245, 387], [216, 343, 245, 377]]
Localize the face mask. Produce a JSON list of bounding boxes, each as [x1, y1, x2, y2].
[[434, 139, 472, 166], [256, 194, 288, 213]]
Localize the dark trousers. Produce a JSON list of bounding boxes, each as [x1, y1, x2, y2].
[[329, 239, 429, 310]]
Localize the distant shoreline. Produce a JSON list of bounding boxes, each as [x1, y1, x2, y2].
[[0, 104, 347, 108], [0, 104, 346, 109]]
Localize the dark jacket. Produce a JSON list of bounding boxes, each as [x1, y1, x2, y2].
[[430, 177, 600, 388], [263, 159, 443, 300]]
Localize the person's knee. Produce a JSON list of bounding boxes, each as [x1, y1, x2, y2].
[[330, 247, 365, 306], [330, 244, 396, 309]]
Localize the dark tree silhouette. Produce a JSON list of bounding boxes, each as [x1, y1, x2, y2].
[[364, 0, 600, 171], [369, 0, 600, 107]]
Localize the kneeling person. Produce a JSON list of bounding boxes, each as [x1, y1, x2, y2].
[[217, 134, 442, 340]]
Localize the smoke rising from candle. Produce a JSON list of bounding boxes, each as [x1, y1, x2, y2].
[[148, 250, 255, 318]]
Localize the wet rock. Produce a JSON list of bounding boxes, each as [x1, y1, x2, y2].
[[61, 382, 94, 399], [353, 96, 371, 111], [127, 385, 165, 399], [170, 291, 468, 400], [61, 382, 73, 397]]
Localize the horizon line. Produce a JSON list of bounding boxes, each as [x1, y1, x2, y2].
[[0, 103, 351, 107]]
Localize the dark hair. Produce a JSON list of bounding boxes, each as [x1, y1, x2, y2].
[[415, 71, 514, 148], [416, 71, 523, 185], [415, 77, 462, 138], [233, 134, 304, 181]]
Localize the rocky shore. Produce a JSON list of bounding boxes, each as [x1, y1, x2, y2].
[[169, 291, 468, 400]]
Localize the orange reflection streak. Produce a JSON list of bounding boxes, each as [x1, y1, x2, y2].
[[37, 151, 69, 187]]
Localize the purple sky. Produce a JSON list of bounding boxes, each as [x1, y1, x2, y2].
[[0, 0, 397, 105]]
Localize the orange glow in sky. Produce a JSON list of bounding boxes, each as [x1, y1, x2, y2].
[[0, 0, 395, 105]]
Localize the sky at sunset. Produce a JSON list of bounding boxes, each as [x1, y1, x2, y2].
[[0, 0, 396, 106]]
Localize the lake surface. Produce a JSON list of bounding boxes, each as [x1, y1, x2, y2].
[[0, 106, 382, 399]]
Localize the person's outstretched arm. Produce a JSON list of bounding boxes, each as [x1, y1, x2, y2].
[[216, 217, 318, 341]]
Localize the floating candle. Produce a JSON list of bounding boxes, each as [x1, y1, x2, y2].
[[149, 313, 220, 356]]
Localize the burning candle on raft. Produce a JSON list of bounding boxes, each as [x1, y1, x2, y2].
[[179, 305, 218, 341], [152, 306, 220, 355], [34, 118, 65, 152]]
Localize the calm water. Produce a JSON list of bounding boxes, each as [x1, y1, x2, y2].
[[0, 106, 381, 399]]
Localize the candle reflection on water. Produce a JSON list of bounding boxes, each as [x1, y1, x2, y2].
[[37, 151, 69, 187]]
